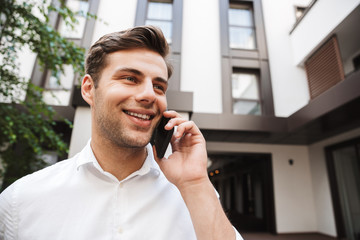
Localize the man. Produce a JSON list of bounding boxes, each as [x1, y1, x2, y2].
[[0, 26, 243, 240]]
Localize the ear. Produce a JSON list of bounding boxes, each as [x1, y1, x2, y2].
[[81, 74, 95, 107]]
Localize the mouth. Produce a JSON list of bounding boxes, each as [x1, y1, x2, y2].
[[123, 110, 155, 121]]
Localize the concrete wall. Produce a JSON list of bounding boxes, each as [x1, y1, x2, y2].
[[181, 0, 223, 113], [309, 127, 360, 237], [290, 0, 360, 66], [206, 142, 317, 233], [68, 107, 92, 158], [261, 0, 311, 117]]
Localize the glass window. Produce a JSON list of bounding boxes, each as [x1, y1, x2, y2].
[[233, 101, 261, 115], [58, 0, 89, 39], [232, 71, 261, 115], [147, 1, 172, 20], [229, 27, 256, 50], [229, 8, 253, 27], [43, 90, 71, 106], [145, 1, 173, 44], [46, 65, 74, 90], [228, 3, 256, 50], [232, 73, 259, 99], [43, 65, 74, 106]]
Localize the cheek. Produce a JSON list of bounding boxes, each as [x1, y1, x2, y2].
[[158, 96, 168, 111], [106, 87, 133, 102]]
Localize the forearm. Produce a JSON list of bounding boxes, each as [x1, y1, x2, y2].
[[158, 111, 238, 239], [178, 179, 235, 240]]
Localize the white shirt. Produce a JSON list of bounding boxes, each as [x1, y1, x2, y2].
[[0, 141, 243, 240]]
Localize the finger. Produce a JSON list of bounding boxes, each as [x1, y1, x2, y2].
[[174, 121, 200, 138], [165, 117, 187, 130], [163, 110, 182, 119]]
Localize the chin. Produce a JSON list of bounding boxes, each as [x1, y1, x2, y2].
[[116, 135, 152, 149]]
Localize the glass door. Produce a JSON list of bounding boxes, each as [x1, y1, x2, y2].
[[327, 139, 360, 240], [208, 153, 275, 233]]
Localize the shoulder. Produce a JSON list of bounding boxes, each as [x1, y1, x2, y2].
[[20, 157, 76, 187], [0, 182, 16, 239], [1, 156, 77, 201]]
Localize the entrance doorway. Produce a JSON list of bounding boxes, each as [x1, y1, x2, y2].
[[326, 138, 360, 240], [207, 153, 276, 233]]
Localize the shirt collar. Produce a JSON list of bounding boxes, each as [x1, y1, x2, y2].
[[75, 140, 161, 178]]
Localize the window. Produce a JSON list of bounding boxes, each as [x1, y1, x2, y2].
[[305, 36, 344, 99], [58, 0, 89, 39], [231, 69, 261, 115], [145, 0, 173, 44], [353, 54, 360, 71], [220, 0, 274, 115], [228, 3, 256, 50], [42, 0, 90, 105], [135, 0, 183, 91], [43, 65, 74, 105]]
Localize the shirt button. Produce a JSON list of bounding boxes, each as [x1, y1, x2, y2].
[[119, 183, 123, 188], [118, 227, 123, 234]]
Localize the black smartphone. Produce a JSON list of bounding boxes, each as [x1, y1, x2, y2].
[[150, 116, 174, 158]]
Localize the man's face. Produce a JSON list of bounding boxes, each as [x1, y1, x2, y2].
[[91, 48, 168, 148]]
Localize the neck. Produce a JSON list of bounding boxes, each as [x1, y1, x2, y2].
[[90, 136, 148, 181]]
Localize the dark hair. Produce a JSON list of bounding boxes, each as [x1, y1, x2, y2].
[[85, 25, 172, 87]]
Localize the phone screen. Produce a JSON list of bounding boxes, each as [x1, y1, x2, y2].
[[150, 116, 174, 158]]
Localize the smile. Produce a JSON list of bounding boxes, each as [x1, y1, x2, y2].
[[124, 110, 153, 120]]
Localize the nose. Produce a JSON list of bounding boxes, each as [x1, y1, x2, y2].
[[135, 80, 156, 105]]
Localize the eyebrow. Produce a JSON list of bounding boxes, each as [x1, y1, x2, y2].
[[113, 67, 168, 86]]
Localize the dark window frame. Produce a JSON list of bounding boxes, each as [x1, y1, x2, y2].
[[325, 137, 360, 239], [145, 0, 174, 44], [219, 0, 274, 116], [135, 0, 183, 92], [30, 0, 100, 107], [353, 54, 360, 71], [228, 2, 257, 50], [231, 68, 262, 115]]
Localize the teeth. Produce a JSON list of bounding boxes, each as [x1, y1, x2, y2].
[[125, 111, 151, 120]]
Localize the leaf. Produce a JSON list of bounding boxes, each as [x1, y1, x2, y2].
[[0, 0, 96, 191]]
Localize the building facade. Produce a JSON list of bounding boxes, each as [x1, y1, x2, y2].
[[14, 0, 360, 238]]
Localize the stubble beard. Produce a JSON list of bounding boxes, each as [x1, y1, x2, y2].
[[96, 110, 155, 149]]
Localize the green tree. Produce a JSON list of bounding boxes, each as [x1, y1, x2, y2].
[[0, 0, 94, 191]]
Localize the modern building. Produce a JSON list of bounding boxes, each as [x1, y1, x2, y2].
[[13, 0, 360, 238]]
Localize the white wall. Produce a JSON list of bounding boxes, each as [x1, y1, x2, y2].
[[91, 0, 137, 45], [181, 0, 223, 113], [261, 0, 311, 117], [68, 107, 92, 158], [206, 142, 317, 233], [309, 127, 360, 237], [290, 0, 360, 66]]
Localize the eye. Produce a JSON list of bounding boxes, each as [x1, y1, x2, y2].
[[154, 84, 166, 94], [124, 76, 136, 82]]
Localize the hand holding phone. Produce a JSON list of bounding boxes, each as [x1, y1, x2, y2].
[[150, 116, 174, 158]]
